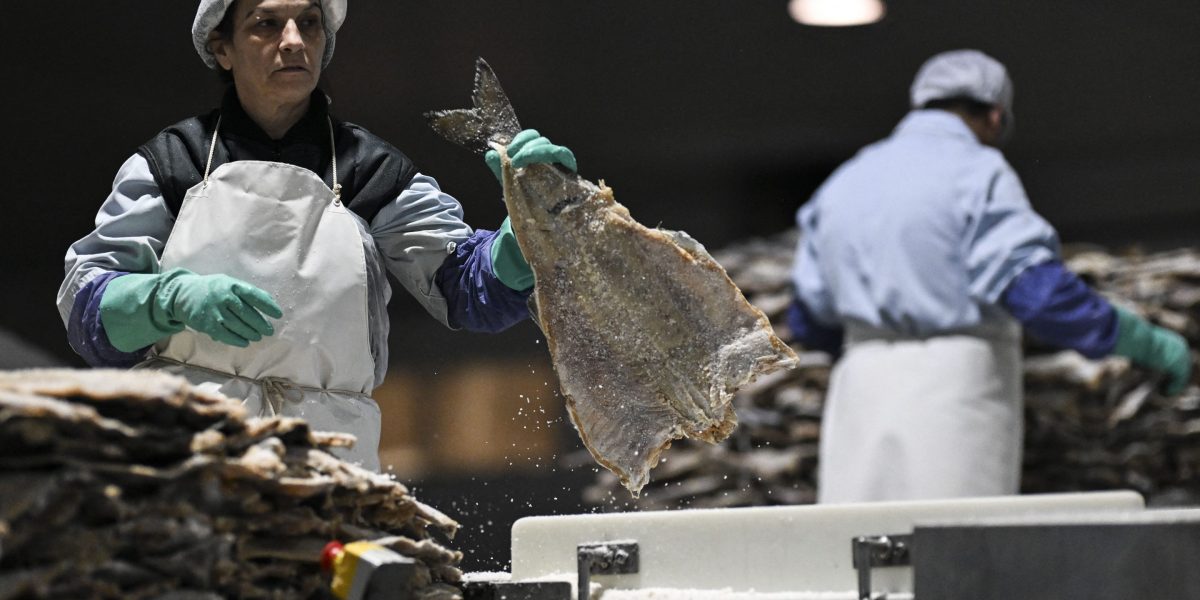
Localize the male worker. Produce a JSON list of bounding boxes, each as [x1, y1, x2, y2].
[[57, 0, 575, 470], [789, 49, 1193, 503]]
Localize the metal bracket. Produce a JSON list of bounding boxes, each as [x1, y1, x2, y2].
[[577, 541, 639, 600], [852, 534, 912, 600], [462, 580, 572, 600]]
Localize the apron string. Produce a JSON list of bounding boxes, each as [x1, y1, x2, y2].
[[201, 114, 342, 204], [148, 355, 370, 418], [202, 116, 222, 187], [327, 117, 342, 205]]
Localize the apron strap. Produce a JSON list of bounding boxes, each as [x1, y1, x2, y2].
[[202, 116, 222, 187], [201, 114, 342, 204], [326, 117, 343, 205], [149, 356, 370, 418]]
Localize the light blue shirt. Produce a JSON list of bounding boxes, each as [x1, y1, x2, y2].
[[792, 110, 1059, 336]]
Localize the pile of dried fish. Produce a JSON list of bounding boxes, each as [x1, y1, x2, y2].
[[0, 369, 462, 600], [579, 231, 1200, 510]]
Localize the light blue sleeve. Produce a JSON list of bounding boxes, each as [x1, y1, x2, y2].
[[58, 154, 174, 326], [368, 173, 474, 327], [964, 162, 1060, 305], [790, 201, 840, 326]]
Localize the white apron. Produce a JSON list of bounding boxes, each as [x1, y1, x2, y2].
[[140, 117, 382, 470], [816, 320, 1024, 504]]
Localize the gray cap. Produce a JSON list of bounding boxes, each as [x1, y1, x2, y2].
[[192, 0, 347, 70], [910, 50, 1013, 134]]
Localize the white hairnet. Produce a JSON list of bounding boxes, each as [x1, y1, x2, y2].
[[192, 0, 347, 70], [911, 50, 1014, 136]]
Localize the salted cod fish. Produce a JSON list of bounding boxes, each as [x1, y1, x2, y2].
[[426, 59, 798, 495]]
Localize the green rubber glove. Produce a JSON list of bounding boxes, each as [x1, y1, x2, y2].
[[485, 129, 578, 182], [490, 216, 534, 291], [100, 268, 283, 352], [1112, 307, 1193, 395]]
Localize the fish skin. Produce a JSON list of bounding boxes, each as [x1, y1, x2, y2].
[[428, 60, 798, 495]]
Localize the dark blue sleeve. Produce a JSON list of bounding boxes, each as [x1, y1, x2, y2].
[[435, 229, 533, 333], [787, 297, 844, 355], [1001, 260, 1119, 359], [67, 272, 150, 368]]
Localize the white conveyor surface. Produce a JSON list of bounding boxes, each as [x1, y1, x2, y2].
[[510, 491, 1144, 598]]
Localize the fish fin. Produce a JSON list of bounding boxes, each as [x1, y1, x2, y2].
[[424, 58, 522, 154]]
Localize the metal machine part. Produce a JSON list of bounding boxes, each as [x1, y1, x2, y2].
[[852, 534, 911, 600], [577, 542, 640, 600], [462, 580, 571, 600], [850, 509, 1200, 599], [463, 542, 639, 600], [910, 510, 1200, 600]]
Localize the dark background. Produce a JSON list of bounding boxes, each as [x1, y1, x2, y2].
[[2, 0, 1198, 571]]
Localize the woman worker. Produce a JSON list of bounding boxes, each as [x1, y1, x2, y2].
[[56, 0, 574, 470]]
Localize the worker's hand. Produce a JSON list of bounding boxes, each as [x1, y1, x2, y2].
[[163, 269, 284, 348], [1112, 307, 1193, 395], [485, 129, 578, 182], [100, 268, 284, 352]]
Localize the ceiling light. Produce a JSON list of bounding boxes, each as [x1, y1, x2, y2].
[[789, 0, 886, 27]]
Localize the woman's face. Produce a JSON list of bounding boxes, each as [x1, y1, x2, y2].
[[210, 0, 326, 107]]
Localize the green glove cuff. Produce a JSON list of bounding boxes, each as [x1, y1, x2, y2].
[[1113, 307, 1193, 394], [1113, 307, 1148, 358], [99, 270, 188, 353], [490, 217, 534, 291]]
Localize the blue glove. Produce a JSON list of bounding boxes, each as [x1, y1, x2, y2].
[[1112, 307, 1193, 395], [485, 129, 577, 181], [100, 268, 283, 351]]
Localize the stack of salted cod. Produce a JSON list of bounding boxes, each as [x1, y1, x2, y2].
[[427, 59, 798, 496], [579, 230, 1200, 510], [0, 370, 463, 600]]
